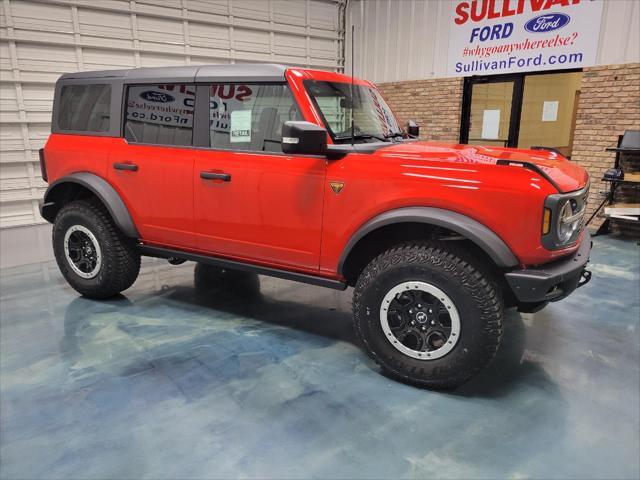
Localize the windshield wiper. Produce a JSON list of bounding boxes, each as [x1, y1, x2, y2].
[[335, 133, 387, 142], [384, 132, 406, 140]]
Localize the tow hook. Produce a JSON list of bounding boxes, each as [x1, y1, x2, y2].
[[168, 257, 186, 265], [577, 269, 592, 289]]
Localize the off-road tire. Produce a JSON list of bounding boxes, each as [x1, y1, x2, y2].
[[353, 242, 503, 389], [53, 200, 141, 299]]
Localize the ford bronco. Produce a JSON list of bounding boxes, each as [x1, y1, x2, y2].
[[40, 64, 591, 388]]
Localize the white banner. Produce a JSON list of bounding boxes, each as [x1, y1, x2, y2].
[[447, 0, 604, 77], [127, 85, 195, 127]]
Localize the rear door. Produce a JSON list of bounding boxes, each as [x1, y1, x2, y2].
[[108, 83, 196, 249], [193, 82, 326, 270]]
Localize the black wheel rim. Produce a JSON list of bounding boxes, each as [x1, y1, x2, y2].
[[63, 225, 102, 279], [380, 282, 460, 360]]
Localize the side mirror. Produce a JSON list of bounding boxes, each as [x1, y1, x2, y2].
[[282, 121, 327, 155], [406, 120, 419, 138]]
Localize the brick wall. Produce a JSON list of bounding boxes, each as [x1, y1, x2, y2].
[[377, 77, 464, 142], [571, 63, 640, 236]]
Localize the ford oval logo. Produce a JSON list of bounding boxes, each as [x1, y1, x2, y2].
[[524, 13, 570, 33], [140, 91, 174, 103]]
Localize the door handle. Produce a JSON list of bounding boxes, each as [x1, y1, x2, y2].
[[113, 162, 138, 172], [200, 171, 231, 182]]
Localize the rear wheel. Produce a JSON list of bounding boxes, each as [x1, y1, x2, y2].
[[53, 200, 140, 299], [353, 242, 503, 389]]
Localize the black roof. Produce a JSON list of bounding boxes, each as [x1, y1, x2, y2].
[[59, 63, 288, 83]]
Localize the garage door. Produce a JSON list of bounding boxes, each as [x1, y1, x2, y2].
[[0, 0, 344, 228]]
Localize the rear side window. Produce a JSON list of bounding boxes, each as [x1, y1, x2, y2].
[[124, 84, 195, 146], [209, 83, 301, 152], [58, 84, 111, 132]]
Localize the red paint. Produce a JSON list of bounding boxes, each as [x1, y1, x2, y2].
[[320, 140, 585, 273], [193, 149, 326, 270], [108, 139, 196, 249], [43, 67, 589, 281]]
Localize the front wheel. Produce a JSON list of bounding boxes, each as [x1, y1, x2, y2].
[[53, 200, 141, 299], [353, 242, 503, 389]]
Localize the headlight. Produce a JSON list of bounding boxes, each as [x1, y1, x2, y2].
[[557, 199, 579, 243], [542, 182, 589, 250]]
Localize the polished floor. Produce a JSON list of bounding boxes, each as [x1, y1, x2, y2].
[[1, 234, 639, 479]]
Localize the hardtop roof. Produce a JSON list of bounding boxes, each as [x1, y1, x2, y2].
[[59, 63, 289, 83]]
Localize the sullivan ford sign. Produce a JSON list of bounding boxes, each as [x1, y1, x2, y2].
[[447, 0, 604, 76]]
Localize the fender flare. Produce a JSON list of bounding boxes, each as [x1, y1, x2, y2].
[[41, 172, 139, 239], [337, 207, 519, 275]]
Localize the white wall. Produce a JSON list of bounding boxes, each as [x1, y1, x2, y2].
[[347, 0, 640, 83], [0, 0, 344, 228]]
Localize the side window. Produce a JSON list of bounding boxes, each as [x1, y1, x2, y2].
[[124, 84, 195, 146], [315, 96, 348, 134], [58, 84, 111, 132], [209, 83, 301, 152]]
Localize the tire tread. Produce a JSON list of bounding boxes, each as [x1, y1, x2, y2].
[[53, 200, 140, 299], [353, 241, 503, 389]]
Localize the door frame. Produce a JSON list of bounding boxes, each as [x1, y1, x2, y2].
[[459, 68, 582, 148]]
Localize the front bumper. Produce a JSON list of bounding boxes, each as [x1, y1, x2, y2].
[[505, 231, 592, 305]]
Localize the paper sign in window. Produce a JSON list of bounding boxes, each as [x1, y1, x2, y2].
[[481, 110, 500, 140], [230, 110, 252, 143], [542, 101, 559, 122]]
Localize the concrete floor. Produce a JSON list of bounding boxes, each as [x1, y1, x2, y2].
[[0, 234, 638, 480]]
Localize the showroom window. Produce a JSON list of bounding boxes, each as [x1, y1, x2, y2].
[[124, 84, 195, 146], [460, 70, 583, 157], [58, 84, 111, 132], [208, 83, 302, 152]]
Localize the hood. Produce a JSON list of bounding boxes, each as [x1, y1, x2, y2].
[[376, 141, 588, 193]]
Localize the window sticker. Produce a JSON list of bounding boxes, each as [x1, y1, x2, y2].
[[230, 110, 252, 143]]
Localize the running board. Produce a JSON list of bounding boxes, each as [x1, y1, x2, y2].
[[138, 244, 348, 291]]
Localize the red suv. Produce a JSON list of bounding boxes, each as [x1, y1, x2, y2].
[[40, 64, 591, 388]]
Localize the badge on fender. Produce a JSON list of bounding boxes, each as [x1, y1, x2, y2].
[[330, 181, 345, 194]]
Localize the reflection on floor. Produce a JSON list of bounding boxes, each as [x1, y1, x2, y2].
[[1, 236, 638, 479]]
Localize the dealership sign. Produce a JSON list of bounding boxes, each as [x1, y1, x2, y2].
[[447, 0, 604, 76]]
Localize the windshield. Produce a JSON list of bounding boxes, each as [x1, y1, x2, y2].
[[304, 80, 404, 143]]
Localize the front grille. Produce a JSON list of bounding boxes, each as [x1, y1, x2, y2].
[[577, 183, 590, 234]]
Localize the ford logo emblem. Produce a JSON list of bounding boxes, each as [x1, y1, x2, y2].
[[524, 13, 570, 33], [140, 91, 174, 103]]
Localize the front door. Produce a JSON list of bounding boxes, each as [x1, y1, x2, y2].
[[108, 82, 196, 249], [461, 75, 520, 148], [193, 82, 326, 271]]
